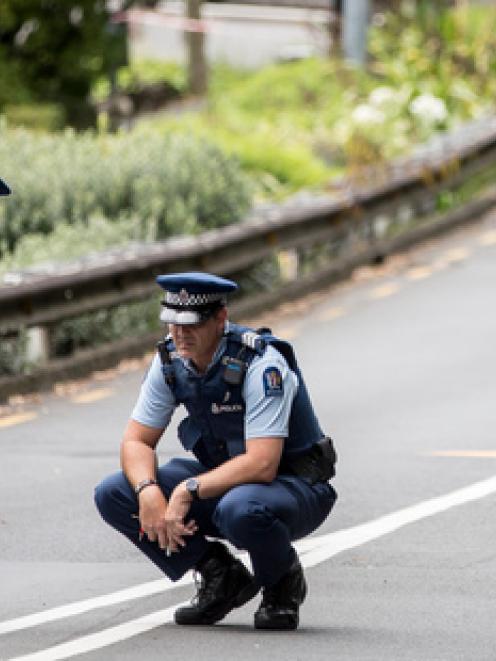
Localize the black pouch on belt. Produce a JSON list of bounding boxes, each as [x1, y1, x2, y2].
[[281, 437, 337, 484]]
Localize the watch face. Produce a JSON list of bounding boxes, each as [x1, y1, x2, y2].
[[186, 478, 199, 497]]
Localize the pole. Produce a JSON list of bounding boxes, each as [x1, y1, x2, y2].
[[329, 0, 343, 57], [342, 0, 370, 66], [186, 0, 207, 95]]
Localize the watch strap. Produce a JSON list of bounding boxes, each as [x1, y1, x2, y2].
[[135, 478, 158, 495], [186, 477, 200, 500]]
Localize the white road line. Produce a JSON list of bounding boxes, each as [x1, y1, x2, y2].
[[0, 576, 191, 636], [7, 604, 188, 661], [302, 474, 496, 568], [7, 474, 496, 661]]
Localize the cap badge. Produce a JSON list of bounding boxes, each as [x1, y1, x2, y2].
[[179, 288, 190, 305]]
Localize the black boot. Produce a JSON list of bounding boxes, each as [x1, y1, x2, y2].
[[254, 556, 307, 630], [174, 542, 259, 625]]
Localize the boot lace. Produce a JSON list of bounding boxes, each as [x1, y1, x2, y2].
[[259, 564, 302, 610], [260, 583, 279, 609], [191, 570, 205, 606], [191, 569, 220, 607]]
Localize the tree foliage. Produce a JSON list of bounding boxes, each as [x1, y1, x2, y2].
[[0, 1, 130, 127]]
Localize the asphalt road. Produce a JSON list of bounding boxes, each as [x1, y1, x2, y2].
[[1, 211, 496, 661]]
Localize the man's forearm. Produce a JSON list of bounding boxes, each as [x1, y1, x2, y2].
[[179, 438, 283, 501], [120, 419, 164, 490], [121, 439, 158, 490], [193, 455, 266, 499]]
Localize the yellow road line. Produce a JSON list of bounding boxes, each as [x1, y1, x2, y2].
[[318, 306, 346, 322], [446, 246, 471, 260], [0, 411, 38, 428], [370, 282, 400, 299], [434, 246, 470, 268], [479, 230, 496, 246], [406, 266, 432, 281], [275, 326, 300, 340], [70, 388, 114, 404], [429, 450, 496, 458]]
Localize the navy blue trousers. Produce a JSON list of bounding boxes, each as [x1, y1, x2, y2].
[[94, 457, 336, 587]]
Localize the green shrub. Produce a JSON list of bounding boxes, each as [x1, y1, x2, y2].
[[92, 59, 187, 102], [2, 103, 66, 131], [144, 5, 496, 187], [0, 215, 141, 277], [118, 60, 187, 95], [211, 58, 368, 122], [368, 3, 496, 122], [216, 132, 332, 188], [0, 47, 32, 109], [0, 125, 253, 257], [53, 298, 161, 357], [204, 59, 366, 187]]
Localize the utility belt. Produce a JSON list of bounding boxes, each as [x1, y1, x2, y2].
[[278, 437, 337, 485]]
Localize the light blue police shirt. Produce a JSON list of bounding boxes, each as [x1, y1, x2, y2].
[[131, 332, 298, 439]]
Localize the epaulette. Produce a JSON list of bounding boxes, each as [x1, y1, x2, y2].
[[240, 330, 264, 352]]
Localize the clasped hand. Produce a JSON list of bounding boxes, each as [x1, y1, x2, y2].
[[138, 485, 198, 553]]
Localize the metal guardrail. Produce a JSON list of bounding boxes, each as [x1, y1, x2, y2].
[[2, 116, 496, 398]]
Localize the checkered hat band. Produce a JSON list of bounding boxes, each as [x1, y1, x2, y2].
[[166, 291, 224, 306]]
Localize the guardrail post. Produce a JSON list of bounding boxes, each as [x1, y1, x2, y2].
[[26, 325, 51, 365], [277, 249, 299, 282]]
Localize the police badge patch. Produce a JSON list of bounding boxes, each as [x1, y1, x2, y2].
[[263, 366, 283, 397]]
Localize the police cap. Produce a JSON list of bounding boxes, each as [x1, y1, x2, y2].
[[157, 271, 238, 325], [0, 178, 11, 196]]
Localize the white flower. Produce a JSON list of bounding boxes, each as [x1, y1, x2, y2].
[[351, 104, 385, 126], [369, 86, 396, 107], [409, 94, 447, 123]]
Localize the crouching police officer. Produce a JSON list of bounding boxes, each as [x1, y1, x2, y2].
[[95, 272, 337, 630]]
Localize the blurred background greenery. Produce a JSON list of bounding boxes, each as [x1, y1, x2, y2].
[[2, 0, 496, 272]]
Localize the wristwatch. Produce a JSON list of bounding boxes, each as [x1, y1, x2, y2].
[[185, 477, 200, 500], [135, 478, 158, 495]]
